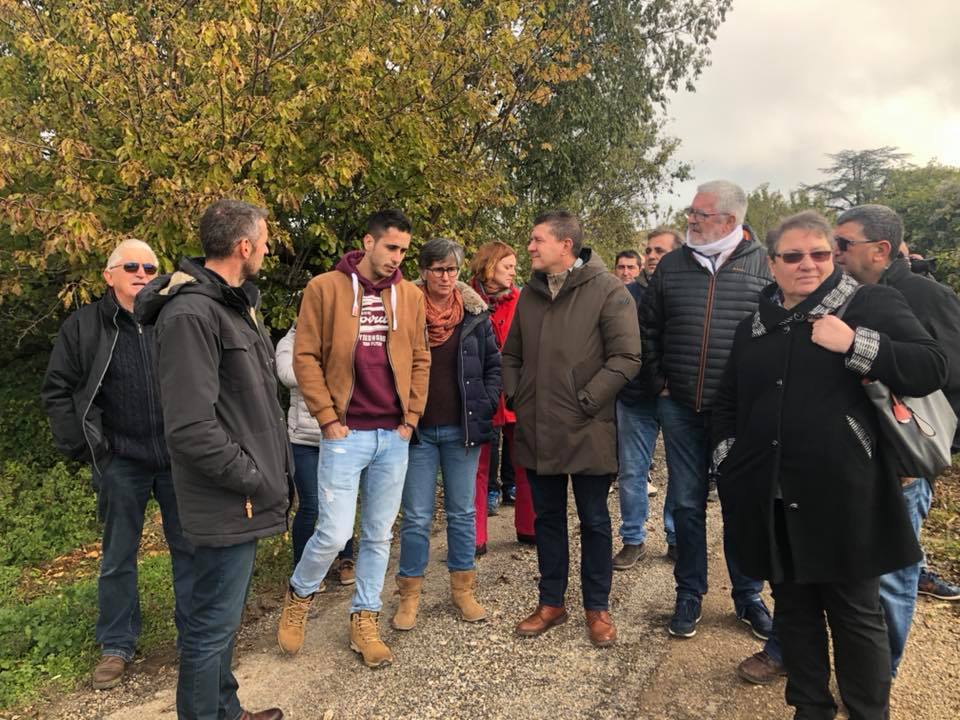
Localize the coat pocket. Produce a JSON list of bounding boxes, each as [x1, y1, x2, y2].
[[845, 415, 874, 459]]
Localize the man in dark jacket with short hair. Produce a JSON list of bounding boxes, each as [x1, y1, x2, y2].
[[137, 199, 291, 720], [42, 239, 194, 692], [504, 209, 641, 648], [642, 180, 775, 643], [835, 203, 960, 675]]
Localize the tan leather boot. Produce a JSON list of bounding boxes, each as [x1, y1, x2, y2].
[[277, 588, 314, 655], [350, 610, 394, 668], [450, 569, 486, 622], [391, 575, 423, 631]]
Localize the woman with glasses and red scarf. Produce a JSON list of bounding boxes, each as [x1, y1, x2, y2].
[[469, 241, 537, 552], [711, 210, 947, 720]]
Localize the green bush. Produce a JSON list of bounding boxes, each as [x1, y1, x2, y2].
[[0, 460, 98, 567], [0, 356, 57, 470]]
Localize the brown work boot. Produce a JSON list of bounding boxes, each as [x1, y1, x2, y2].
[[238, 709, 284, 720], [391, 575, 424, 631], [92, 654, 126, 689], [515, 604, 568, 637], [277, 588, 314, 655], [736, 650, 787, 685], [612, 542, 646, 571], [350, 611, 394, 668], [450, 570, 486, 622], [337, 558, 356, 585], [585, 610, 617, 647]]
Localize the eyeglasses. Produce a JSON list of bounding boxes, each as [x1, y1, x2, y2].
[[834, 236, 881, 252], [108, 262, 159, 275], [683, 207, 732, 221], [644, 246, 669, 255], [772, 250, 834, 264], [425, 266, 459, 278]]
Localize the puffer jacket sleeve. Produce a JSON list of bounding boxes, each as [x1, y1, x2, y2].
[[480, 316, 503, 414], [640, 269, 667, 397], [40, 312, 89, 461], [578, 283, 642, 415], [275, 325, 297, 389], [157, 312, 264, 497]]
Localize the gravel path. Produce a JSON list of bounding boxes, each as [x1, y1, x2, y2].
[[37, 459, 960, 719]]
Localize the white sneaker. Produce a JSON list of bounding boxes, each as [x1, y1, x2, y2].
[[647, 482, 658, 496]]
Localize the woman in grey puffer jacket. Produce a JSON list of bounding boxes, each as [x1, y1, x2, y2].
[[276, 324, 354, 584]]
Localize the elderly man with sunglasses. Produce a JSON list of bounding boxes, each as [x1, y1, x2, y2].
[[641, 181, 778, 650], [42, 239, 194, 691]]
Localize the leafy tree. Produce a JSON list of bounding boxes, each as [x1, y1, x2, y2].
[[496, 0, 734, 259], [0, 0, 588, 348], [744, 184, 832, 241], [876, 162, 960, 289], [802, 146, 912, 211]]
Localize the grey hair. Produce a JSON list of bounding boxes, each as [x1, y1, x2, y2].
[[105, 238, 157, 270], [417, 237, 465, 270], [697, 180, 748, 225], [766, 210, 835, 256], [199, 199, 269, 260], [836, 204, 903, 261]]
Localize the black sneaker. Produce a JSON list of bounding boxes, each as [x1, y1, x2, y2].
[[668, 597, 702, 638], [918, 569, 960, 600], [738, 599, 773, 640], [612, 543, 646, 571]]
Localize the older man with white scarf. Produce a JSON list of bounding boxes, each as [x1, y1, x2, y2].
[[641, 180, 778, 648]]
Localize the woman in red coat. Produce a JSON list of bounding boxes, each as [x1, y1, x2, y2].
[[469, 242, 536, 552]]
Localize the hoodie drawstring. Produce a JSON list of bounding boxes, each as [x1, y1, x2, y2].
[[390, 285, 397, 331], [351, 274, 360, 317]]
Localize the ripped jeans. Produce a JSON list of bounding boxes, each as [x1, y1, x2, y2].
[[289, 429, 409, 614]]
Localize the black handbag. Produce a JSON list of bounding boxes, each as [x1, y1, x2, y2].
[[837, 287, 957, 478]]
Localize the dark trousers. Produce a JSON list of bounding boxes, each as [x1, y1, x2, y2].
[[95, 456, 194, 660], [291, 442, 353, 568], [527, 470, 613, 610], [774, 577, 891, 720], [176, 540, 257, 720]]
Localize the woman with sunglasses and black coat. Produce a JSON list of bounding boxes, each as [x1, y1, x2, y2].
[[711, 211, 947, 720]]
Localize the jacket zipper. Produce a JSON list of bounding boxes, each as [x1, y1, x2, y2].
[[81, 306, 120, 476], [458, 316, 470, 447], [383, 286, 407, 423], [342, 293, 364, 424], [694, 273, 718, 412]]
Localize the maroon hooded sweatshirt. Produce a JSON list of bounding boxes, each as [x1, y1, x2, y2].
[[336, 250, 404, 430]]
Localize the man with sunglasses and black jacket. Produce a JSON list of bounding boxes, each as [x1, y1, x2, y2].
[[835, 203, 960, 677], [41, 239, 194, 692]]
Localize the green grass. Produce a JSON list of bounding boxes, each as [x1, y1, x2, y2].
[[0, 536, 292, 711]]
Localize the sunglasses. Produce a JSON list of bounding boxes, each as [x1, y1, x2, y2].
[[644, 246, 669, 255], [834, 236, 881, 252], [109, 262, 159, 275], [772, 250, 834, 264]]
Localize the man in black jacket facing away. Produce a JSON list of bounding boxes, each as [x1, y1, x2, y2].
[[137, 199, 291, 720], [642, 180, 775, 642], [835, 203, 960, 676], [42, 239, 194, 691]]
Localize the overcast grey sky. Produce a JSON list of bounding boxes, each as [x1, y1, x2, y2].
[[656, 0, 960, 217]]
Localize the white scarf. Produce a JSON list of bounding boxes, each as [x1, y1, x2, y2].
[[687, 225, 744, 275]]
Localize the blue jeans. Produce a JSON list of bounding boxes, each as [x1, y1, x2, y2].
[[399, 425, 481, 576], [95, 456, 194, 660], [657, 396, 762, 609], [291, 443, 353, 568], [879, 477, 932, 676], [616, 399, 658, 545], [290, 429, 409, 613], [176, 540, 257, 720]]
